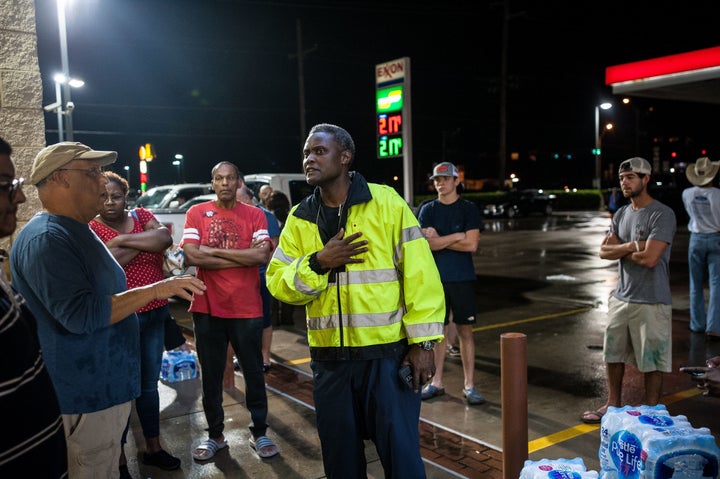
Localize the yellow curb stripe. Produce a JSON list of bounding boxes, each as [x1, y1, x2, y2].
[[528, 388, 704, 453], [473, 307, 592, 332]]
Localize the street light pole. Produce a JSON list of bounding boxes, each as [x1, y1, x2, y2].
[[174, 154, 184, 183], [594, 102, 612, 189], [123, 165, 130, 183], [172, 160, 181, 183], [54, 77, 64, 142], [56, 0, 75, 140]]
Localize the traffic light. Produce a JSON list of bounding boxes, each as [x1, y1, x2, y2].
[[592, 148, 601, 155]]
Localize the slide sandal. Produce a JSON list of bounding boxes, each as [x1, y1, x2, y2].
[[249, 435, 279, 458], [192, 438, 227, 461]]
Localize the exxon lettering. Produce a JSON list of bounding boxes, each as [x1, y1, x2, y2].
[[377, 62, 404, 81]]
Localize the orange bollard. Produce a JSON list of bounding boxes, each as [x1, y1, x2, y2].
[[501, 332, 528, 479]]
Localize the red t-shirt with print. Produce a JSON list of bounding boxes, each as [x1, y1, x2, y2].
[[182, 201, 269, 319]]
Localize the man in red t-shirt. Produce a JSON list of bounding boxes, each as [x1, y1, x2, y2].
[[182, 161, 279, 460]]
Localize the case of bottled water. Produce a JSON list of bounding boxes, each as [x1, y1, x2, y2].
[[598, 405, 720, 479], [519, 457, 598, 479], [160, 350, 198, 382]]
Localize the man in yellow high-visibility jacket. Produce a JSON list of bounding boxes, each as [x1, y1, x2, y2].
[[266, 123, 445, 478]]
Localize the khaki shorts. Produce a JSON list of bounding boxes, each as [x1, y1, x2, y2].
[[62, 401, 132, 479], [604, 295, 672, 373]]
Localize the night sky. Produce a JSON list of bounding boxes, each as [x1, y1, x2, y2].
[[33, 0, 720, 194]]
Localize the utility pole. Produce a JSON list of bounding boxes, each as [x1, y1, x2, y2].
[[292, 19, 317, 153], [296, 18, 306, 148], [498, 0, 509, 186], [498, 1, 524, 188]]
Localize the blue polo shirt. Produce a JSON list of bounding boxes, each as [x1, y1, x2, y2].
[[10, 212, 140, 414]]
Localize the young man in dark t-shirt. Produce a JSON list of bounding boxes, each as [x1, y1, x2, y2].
[[417, 162, 486, 405]]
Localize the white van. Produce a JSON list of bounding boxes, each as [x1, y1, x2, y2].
[[243, 173, 313, 206]]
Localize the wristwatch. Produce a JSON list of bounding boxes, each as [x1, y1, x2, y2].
[[417, 340, 436, 351], [308, 251, 330, 275]]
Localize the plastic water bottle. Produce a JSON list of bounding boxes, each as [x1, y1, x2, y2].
[[160, 352, 171, 380], [174, 357, 196, 381], [665, 454, 707, 479], [160, 350, 197, 382]]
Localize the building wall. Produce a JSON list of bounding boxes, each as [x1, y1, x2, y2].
[[0, 0, 44, 254]]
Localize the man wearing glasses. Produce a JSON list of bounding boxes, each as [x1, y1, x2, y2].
[[10, 142, 206, 478], [0, 137, 68, 477]]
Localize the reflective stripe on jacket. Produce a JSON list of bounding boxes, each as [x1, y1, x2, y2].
[[266, 172, 444, 361]]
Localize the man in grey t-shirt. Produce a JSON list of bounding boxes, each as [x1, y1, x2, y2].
[[581, 157, 676, 424]]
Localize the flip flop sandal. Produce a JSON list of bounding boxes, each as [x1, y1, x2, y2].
[[580, 409, 605, 424], [192, 438, 228, 461], [250, 435, 279, 458]]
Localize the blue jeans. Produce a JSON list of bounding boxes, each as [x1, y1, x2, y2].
[[192, 313, 268, 439], [688, 233, 720, 334], [122, 305, 167, 443]]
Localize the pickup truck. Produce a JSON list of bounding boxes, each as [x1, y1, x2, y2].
[[150, 173, 310, 245]]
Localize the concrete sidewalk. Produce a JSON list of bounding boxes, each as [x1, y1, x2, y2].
[[123, 325, 488, 478]]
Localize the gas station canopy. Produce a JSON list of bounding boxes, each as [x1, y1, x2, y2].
[[606, 46, 720, 105]]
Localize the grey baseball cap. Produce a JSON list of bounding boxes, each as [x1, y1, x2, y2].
[[618, 157, 651, 175]]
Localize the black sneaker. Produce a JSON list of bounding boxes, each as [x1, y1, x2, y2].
[[143, 449, 181, 471], [119, 465, 133, 479]]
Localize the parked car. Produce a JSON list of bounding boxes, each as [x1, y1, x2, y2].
[[177, 193, 216, 212], [135, 183, 213, 209], [482, 189, 556, 218]]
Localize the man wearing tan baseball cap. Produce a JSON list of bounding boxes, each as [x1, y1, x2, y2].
[[11, 142, 206, 478], [29, 141, 118, 186]]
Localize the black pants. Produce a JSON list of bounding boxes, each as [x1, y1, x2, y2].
[[312, 357, 426, 478], [192, 313, 268, 439]]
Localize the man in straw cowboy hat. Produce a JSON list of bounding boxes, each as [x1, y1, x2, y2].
[[682, 156, 720, 339]]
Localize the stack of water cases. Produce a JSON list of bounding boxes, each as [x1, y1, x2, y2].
[[160, 350, 198, 382], [519, 457, 599, 478], [599, 405, 720, 478]]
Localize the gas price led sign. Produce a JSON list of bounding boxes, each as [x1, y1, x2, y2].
[[374, 56, 412, 205], [376, 86, 404, 158]]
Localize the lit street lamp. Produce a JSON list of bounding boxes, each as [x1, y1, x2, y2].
[[594, 102, 613, 189], [46, 73, 84, 142], [123, 165, 130, 183], [174, 154, 184, 183]]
